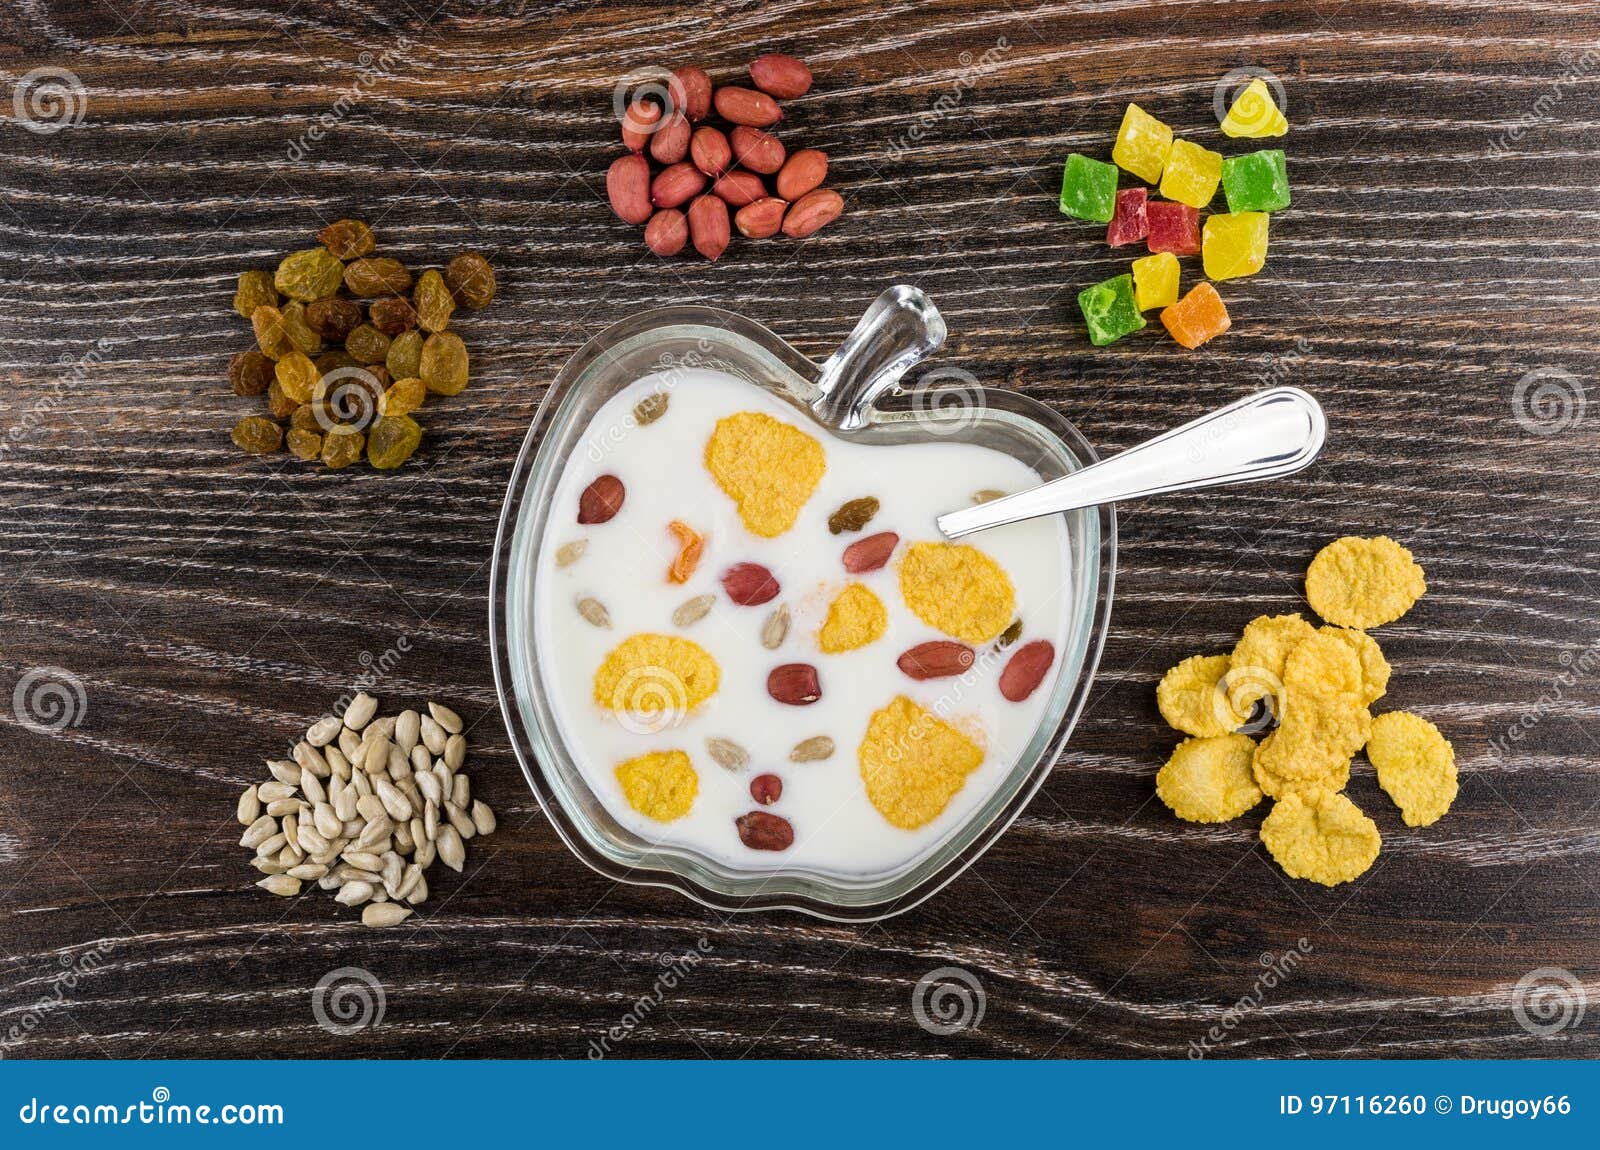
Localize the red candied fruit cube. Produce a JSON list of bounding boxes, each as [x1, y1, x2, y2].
[[1106, 187, 1148, 247], [1146, 201, 1200, 256]]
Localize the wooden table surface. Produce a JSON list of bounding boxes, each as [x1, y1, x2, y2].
[[2, 0, 1598, 1060]]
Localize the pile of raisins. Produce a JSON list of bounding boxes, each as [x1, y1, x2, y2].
[[228, 219, 496, 470]]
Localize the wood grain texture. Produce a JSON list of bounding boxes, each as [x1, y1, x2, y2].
[[2, 0, 1599, 1059]]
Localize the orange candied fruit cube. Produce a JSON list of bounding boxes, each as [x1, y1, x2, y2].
[[1160, 283, 1231, 349]]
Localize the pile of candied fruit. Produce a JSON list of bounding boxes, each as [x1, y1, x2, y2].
[[561, 393, 1056, 854], [1060, 77, 1291, 349], [1153, 535, 1458, 887], [227, 219, 496, 470]]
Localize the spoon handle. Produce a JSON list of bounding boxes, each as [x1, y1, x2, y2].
[[937, 386, 1326, 539]]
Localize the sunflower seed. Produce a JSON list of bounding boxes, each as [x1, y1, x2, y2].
[[413, 837, 436, 869], [318, 875, 341, 891], [356, 817, 393, 849], [421, 716, 447, 755], [294, 741, 330, 778], [278, 841, 303, 866], [555, 539, 587, 567], [428, 702, 463, 735], [706, 737, 749, 771], [257, 875, 302, 897], [363, 735, 391, 775], [393, 820, 415, 854], [672, 594, 716, 628], [281, 814, 301, 852], [344, 692, 378, 731], [265, 798, 300, 818], [415, 770, 442, 805], [381, 851, 404, 896], [342, 849, 382, 871], [307, 715, 342, 747], [973, 489, 1008, 504], [409, 816, 426, 848], [452, 774, 470, 808], [443, 734, 466, 771], [471, 800, 496, 836], [576, 596, 612, 628], [432, 762, 452, 800], [445, 801, 475, 840], [361, 903, 412, 927], [424, 800, 439, 842], [287, 863, 328, 881], [394, 709, 420, 753], [368, 715, 396, 740], [298, 823, 333, 855], [257, 781, 295, 803], [336, 880, 375, 906], [237, 785, 261, 825], [410, 744, 432, 772], [334, 785, 359, 822], [267, 760, 301, 787], [761, 603, 790, 650], [351, 769, 372, 797], [374, 777, 414, 822], [790, 735, 835, 762], [407, 871, 429, 905], [396, 863, 423, 900], [311, 840, 344, 867], [338, 726, 362, 760], [356, 794, 387, 823], [436, 825, 466, 872], [299, 770, 327, 806], [324, 745, 352, 781], [255, 833, 287, 858], [252, 856, 287, 875]]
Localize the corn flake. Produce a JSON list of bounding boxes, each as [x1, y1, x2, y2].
[[1156, 654, 1249, 737], [1260, 789, 1382, 887], [1368, 711, 1457, 827], [614, 749, 698, 821], [1284, 628, 1366, 705], [1254, 697, 1371, 780], [704, 411, 827, 537], [1320, 625, 1390, 705], [1156, 734, 1262, 822], [898, 541, 1016, 644], [858, 695, 985, 830], [1252, 731, 1350, 800], [594, 633, 720, 718], [818, 582, 888, 654], [1305, 535, 1426, 629], [1228, 613, 1315, 708]]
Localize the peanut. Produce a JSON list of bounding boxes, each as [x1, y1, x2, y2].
[[842, 531, 898, 574], [649, 111, 690, 165], [577, 474, 626, 524], [748, 54, 813, 100], [730, 125, 785, 174], [714, 86, 782, 127], [999, 640, 1055, 702], [606, 153, 652, 225], [645, 209, 688, 256], [687, 194, 730, 261], [720, 562, 780, 606], [620, 97, 660, 152], [766, 664, 821, 706], [711, 170, 767, 207], [734, 197, 787, 239], [781, 188, 843, 238], [651, 160, 708, 209], [735, 810, 794, 851], [897, 641, 976, 681], [670, 66, 713, 122], [776, 149, 828, 201], [690, 125, 732, 177]]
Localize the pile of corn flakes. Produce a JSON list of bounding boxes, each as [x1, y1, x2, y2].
[[1153, 535, 1455, 886]]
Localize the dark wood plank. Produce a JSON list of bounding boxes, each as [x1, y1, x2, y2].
[[1, 0, 1598, 1059]]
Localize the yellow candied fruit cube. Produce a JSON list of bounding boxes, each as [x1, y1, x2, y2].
[[1202, 211, 1270, 281], [1111, 102, 1173, 184], [818, 583, 887, 654], [1131, 251, 1181, 311], [1158, 139, 1222, 209], [1221, 78, 1288, 139]]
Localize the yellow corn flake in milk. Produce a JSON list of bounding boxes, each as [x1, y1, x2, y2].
[[858, 695, 985, 830], [1260, 789, 1381, 887], [1156, 653, 1249, 737], [1228, 613, 1315, 708], [1368, 711, 1458, 827], [593, 633, 720, 717], [1156, 734, 1262, 823], [614, 750, 698, 821], [703, 411, 826, 537], [1304, 535, 1426, 630], [818, 583, 887, 654], [1319, 625, 1391, 705], [898, 541, 1016, 645], [1251, 730, 1350, 800]]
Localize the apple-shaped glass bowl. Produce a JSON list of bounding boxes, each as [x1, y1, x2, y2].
[[490, 286, 1115, 921]]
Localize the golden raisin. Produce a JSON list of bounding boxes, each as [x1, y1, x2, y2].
[[315, 349, 360, 376], [345, 324, 391, 365], [344, 257, 412, 297], [828, 496, 879, 534], [380, 377, 426, 417], [228, 350, 273, 397], [231, 416, 283, 454], [251, 304, 293, 360], [305, 297, 363, 342], [266, 381, 298, 421], [413, 269, 455, 333], [286, 428, 322, 460], [274, 351, 320, 404], [369, 296, 417, 336], [444, 252, 495, 308], [274, 248, 345, 302], [279, 301, 324, 356], [367, 415, 422, 469], [320, 425, 365, 469], [420, 332, 469, 395], [386, 329, 424, 379], [233, 270, 277, 318], [316, 218, 376, 260]]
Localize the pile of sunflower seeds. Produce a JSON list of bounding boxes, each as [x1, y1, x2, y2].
[[236, 692, 495, 928]]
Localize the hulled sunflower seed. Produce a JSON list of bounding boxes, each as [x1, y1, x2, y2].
[[257, 781, 295, 803], [706, 737, 749, 771], [428, 702, 462, 735], [396, 862, 423, 900], [237, 785, 261, 825], [361, 902, 412, 927], [451, 774, 470, 808], [252, 856, 288, 875], [240, 815, 277, 849], [421, 716, 447, 755], [265, 798, 300, 818], [267, 760, 301, 787], [973, 488, 1008, 504], [342, 849, 382, 872], [294, 741, 330, 778], [324, 745, 352, 781], [344, 692, 378, 730], [307, 715, 342, 747], [471, 800, 496, 836], [416, 770, 442, 805], [338, 726, 362, 761], [555, 539, 587, 567], [761, 603, 790, 650], [576, 596, 612, 628], [436, 824, 466, 872], [672, 594, 716, 628], [445, 801, 475, 840], [381, 851, 404, 896], [443, 733, 466, 771], [790, 735, 835, 762], [394, 709, 420, 753], [287, 863, 328, 881], [334, 785, 359, 822], [336, 880, 375, 906], [299, 770, 327, 806], [424, 799, 439, 842], [413, 837, 436, 869], [317, 875, 341, 891], [375, 777, 414, 821], [356, 794, 387, 822], [407, 871, 429, 905], [256, 875, 302, 897], [409, 744, 432, 772]]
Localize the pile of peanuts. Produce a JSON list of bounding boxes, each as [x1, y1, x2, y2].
[[605, 54, 843, 260]]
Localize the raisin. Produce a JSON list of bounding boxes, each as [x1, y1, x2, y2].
[[280, 301, 324, 356], [633, 392, 668, 426], [274, 248, 345, 302], [251, 305, 293, 360], [305, 297, 363, 342], [233, 270, 278, 318], [367, 414, 422, 469], [228, 350, 273, 397], [345, 323, 391, 365], [369, 295, 417, 336], [317, 218, 376, 260], [419, 331, 468, 395], [444, 252, 495, 309], [343, 257, 412, 297], [413, 269, 455, 333], [290, 403, 326, 433], [315, 349, 360, 376], [286, 428, 323, 460], [274, 351, 320, 404], [380, 377, 426, 417], [386, 329, 423, 379], [266, 381, 298, 421], [997, 618, 1023, 648], [231, 416, 283, 454], [828, 496, 880, 535], [320, 425, 365, 469], [315, 366, 382, 429]]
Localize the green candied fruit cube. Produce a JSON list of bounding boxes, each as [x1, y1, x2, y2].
[[1221, 149, 1291, 213], [1077, 274, 1146, 346], [1059, 153, 1119, 222]]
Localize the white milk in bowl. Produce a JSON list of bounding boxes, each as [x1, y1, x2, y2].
[[533, 368, 1072, 878]]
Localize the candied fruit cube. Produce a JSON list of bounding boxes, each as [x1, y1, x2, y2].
[[1059, 153, 1118, 223], [1221, 77, 1288, 138], [1159, 139, 1223, 209], [1222, 149, 1291, 213], [1161, 283, 1231, 349], [1077, 274, 1146, 346], [1131, 252, 1181, 311], [1111, 103, 1172, 184], [1146, 201, 1200, 256], [1106, 187, 1148, 247], [1202, 211, 1270, 280]]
